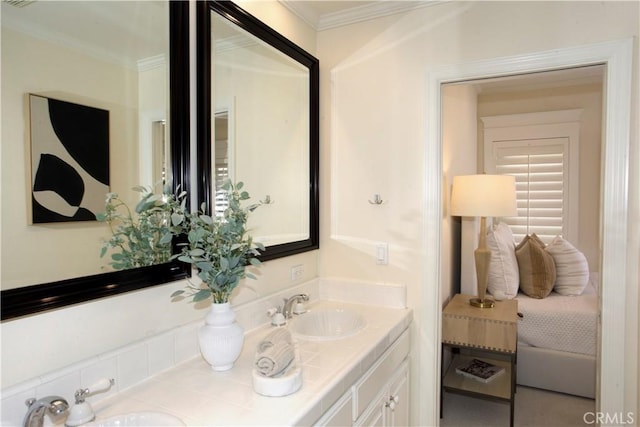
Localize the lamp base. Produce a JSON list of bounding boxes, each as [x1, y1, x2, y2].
[[469, 297, 495, 308]]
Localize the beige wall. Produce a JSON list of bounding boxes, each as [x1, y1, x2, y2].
[[316, 1, 638, 424], [214, 46, 309, 243], [138, 61, 168, 187], [477, 83, 603, 272], [1, 28, 141, 289], [441, 84, 478, 299]]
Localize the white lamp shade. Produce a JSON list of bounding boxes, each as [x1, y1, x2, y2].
[[450, 174, 517, 218]]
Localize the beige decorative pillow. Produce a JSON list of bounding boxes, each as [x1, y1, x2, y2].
[[486, 222, 519, 300], [515, 234, 556, 298], [545, 236, 590, 295]]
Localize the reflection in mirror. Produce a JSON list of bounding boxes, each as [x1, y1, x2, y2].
[[1, 1, 190, 321], [214, 111, 231, 216], [151, 120, 168, 187], [199, 1, 319, 261]]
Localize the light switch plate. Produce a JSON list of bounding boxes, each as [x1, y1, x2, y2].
[[376, 243, 388, 265]]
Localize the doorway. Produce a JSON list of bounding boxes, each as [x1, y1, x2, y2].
[[422, 38, 634, 425], [441, 66, 603, 422]]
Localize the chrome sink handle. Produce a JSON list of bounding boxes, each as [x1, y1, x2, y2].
[[66, 378, 115, 427], [282, 293, 309, 319], [74, 378, 115, 403]]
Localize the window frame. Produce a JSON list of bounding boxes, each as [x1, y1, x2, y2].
[[482, 110, 582, 244]]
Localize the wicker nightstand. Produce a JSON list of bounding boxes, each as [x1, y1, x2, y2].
[[441, 294, 518, 427]]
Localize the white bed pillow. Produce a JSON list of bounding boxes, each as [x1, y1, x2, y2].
[[486, 222, 519, 300], [545, 236, 590, 295]]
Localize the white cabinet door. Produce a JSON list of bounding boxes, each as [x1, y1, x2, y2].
[[386, 361, 409, 427], [316, 330, 411, 427], [356, 360, 410, 427], [354, 332, 410, 420], [355, 394, 386, 427]]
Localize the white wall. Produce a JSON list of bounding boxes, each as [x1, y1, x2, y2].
[[0, 0, 318, 390], [316, 1, 639, 425]]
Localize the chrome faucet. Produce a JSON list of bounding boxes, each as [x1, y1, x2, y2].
[[282, 293, 309, 319], [23, 396, 68, 427]]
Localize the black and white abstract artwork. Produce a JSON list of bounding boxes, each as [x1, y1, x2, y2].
[[29, 94, 109, 223]]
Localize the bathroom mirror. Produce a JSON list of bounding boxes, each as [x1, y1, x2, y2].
[[1, 1, 190, 321], [197, 1, 319, 261]]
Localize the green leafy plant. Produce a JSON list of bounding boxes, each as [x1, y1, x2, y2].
[[97, 186, 186, 270], [170, 181, 264, 304]]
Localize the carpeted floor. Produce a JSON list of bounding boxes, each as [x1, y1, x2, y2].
[[440, 385, 595, 427]]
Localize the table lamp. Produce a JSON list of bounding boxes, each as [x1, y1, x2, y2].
[[450, 174, 517, 308]]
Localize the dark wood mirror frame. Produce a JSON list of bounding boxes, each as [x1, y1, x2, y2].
[[1, 1, 191, 322], [197, 0, 319, 262]]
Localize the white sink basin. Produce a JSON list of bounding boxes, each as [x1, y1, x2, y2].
[[289, 308, 366, 340], [89, 412, 185, 426]]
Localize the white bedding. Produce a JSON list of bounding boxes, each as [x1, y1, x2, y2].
[[516, 290, 598, 356]]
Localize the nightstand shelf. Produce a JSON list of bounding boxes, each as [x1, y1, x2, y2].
[[440, 294, 518, 427], [443, 353, 512, 401]]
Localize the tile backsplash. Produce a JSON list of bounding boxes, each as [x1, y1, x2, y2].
[[1, 278, 405, 426]]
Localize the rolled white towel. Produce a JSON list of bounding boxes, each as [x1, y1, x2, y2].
[[255, 341, 294, 377], [256, 328, 292, 353]]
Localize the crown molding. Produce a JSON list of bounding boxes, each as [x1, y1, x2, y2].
[[280, 1, 441, 31], [137, 54, 166, 72], [279, 1, 321, 29]]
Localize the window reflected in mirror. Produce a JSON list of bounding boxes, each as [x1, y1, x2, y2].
[[214, 111, 230, 216]]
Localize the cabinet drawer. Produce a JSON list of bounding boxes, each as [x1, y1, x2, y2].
[[353, 330, 410, 420]]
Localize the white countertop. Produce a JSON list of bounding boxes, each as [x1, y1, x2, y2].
[[91, 300, 413, 426]]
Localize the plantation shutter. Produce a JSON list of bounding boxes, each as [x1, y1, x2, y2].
[[490, 139, 568, 244], [214, 140, 229, 216], [214, 112, 231, 217]]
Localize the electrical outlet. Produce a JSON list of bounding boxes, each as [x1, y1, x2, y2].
[[291, 264, 304, 281]]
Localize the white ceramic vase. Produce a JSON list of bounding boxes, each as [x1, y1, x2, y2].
[[199, 302, 244, 371]]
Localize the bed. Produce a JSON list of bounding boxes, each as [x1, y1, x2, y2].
[[515, 277, 598, 399], [459, 224, 598, 399]]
